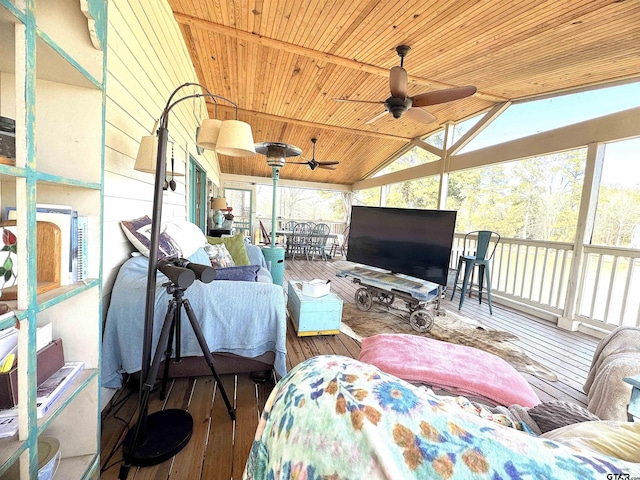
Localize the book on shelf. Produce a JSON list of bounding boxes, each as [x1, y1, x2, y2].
[[36, 361, 84, 418], [0, 412, 18, 438], [5, 204, 88, 285]]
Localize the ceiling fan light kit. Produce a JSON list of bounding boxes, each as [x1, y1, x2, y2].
[[334, 44, 477, 125]]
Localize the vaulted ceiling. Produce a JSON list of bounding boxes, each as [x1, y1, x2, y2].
[[169, 0, 640, 186]]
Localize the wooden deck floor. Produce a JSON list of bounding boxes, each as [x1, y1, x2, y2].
[[100, 258, 598, 479]]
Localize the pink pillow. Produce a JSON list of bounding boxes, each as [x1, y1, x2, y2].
[[359, 334, 540, 407]]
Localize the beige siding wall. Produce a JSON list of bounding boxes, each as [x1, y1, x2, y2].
[[103, 0, 220, 299]]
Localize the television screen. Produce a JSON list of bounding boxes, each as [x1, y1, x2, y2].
[[346, 206, 457, 287]]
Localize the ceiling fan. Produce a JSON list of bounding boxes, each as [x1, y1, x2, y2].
[[287, 138, 340, 171], [334, 45, 477, 125]]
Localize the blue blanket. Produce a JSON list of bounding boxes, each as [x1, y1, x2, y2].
[[102, 245, 287, 388]]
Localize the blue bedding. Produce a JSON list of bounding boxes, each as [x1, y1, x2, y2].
[[102, 245, 287, 388]]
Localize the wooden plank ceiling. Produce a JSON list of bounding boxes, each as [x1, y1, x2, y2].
[[169, 0, 640, 186]]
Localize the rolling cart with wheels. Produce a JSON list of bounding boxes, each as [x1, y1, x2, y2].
[[336, 263, 445, 332]]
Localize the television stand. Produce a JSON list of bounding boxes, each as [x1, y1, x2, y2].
[[335, 263, 446, 333]]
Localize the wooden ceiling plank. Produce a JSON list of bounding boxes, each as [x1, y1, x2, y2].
[[335, 0, 422, 61], [356, 0, 473, 66], [285, 0, 317, 45], [309, 0, 350, 51], [422, 1, 620, 79], [174, 11, 505, 102]]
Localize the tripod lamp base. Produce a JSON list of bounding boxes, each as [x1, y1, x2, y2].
[[123, 409, 193, 467]]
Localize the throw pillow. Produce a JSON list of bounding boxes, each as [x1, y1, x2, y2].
[[541, 420, 640, 462], [528, 400, 600, 433], [214, 265, 260, 282], [162, 220, 208, 258], [121, 215, 179, 259], [205, 243, 235, 268], [206, 233, 250, 266]]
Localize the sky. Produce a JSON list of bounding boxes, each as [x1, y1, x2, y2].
[[457, 81, 640, 187]]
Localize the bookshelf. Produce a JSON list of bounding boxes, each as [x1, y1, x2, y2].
[[0, 0, 105, 478]]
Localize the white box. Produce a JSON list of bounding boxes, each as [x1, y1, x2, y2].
[[302, 279, 331, 297]]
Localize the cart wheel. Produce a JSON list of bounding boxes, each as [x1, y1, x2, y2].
[[409, 309, 434, 333], [376, 291, 395, 306], [355, 288, 373, 311]]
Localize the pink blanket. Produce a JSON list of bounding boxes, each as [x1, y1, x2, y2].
[[359, 334, 540, 407]]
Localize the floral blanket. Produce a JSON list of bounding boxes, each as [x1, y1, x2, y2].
[[243, 355, 640, 479]]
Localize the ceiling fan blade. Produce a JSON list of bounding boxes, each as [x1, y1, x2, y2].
[[317, 161, 340, 166], [364, 110, 389, 125], [389, 66, 408, 98], [405, 107, 437, 124], [333, 98, 385, 105], [286, 161, 311, 165], [411, 85, 477, 107], [318, 165, 338, 170]]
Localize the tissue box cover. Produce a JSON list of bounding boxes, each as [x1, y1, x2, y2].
[[301, 279, 331, 297]]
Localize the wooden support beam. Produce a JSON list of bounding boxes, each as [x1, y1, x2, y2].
[[452, 106, 640, 172], [448, 102, 511, 156], [174, 12, 506, 104], [209, 104, 412, 142], [222, 173, 352, 192], [412, 138, 443, 157]]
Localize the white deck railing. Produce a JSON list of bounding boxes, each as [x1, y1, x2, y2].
[[450, 233, 640, 329], [575, 245, 640, 329]]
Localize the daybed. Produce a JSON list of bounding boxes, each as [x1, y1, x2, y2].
[[102, 220, 287, 390], [243, 355, 640, 479]]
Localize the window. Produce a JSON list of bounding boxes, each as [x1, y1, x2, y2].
[[447, 149, 586, 240], [384, 177, 439, 210], [592, 138, 640, 248]]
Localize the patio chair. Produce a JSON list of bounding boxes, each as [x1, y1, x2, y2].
[[290, 222, 312, 260], [306, 223, 330, 261], [450, 230, 500, 314], [259, 220, 271, 245], [329, 225, 349, 258], [282, 221, 297, 257]]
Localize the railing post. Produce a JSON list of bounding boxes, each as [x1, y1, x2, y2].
[[559, 143, 605, 330]]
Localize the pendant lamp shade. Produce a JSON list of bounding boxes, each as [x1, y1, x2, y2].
[[215, 120, 256, 157], [134, 135, 159, 173], [196, 118, 222, 150]]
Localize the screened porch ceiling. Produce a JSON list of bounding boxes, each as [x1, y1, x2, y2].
[[169, 0, 640, 186]]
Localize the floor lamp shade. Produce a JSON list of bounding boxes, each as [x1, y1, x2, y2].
[[134, 135, 158, 173], [196, 118, 222, 150], [216, 120, 256, 157]]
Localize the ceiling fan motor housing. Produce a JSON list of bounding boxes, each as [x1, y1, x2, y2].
[[386, 97, 412, 118]]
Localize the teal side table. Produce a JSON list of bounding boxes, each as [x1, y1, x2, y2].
[[623, 375, 640, 421]]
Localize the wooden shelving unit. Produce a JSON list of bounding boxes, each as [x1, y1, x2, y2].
[[0, 0, 105, 478]]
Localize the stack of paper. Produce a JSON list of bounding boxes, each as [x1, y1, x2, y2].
[[0, 327, 17, 372]]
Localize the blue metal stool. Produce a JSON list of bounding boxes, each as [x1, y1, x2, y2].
[[450, 230, 500, 314]]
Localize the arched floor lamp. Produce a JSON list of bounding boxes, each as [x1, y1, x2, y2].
[[122, 83, 255, 478]]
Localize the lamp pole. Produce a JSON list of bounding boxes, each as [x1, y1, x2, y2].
[[121, 83, 254, 479]]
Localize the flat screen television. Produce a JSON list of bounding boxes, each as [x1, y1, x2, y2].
[[346, 206, 457, 287]]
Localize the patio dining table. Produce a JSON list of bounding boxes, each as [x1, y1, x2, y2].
[[272, 230, 341, 259]]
